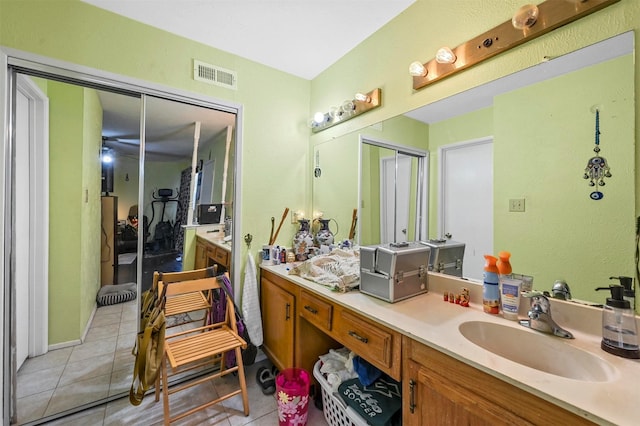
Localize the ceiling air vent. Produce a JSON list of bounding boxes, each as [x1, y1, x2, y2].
[[193, 60, 237, 90]]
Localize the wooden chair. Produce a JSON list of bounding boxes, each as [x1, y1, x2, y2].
[[155, 274, 250, 424], [152, 266, 218, 331]]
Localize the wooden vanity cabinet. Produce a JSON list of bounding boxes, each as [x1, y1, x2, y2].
[[194, 236, 230, 271], [333, 306, 401, 381], [260, 271, 297, 371], [402, 336, 595, 426], [261, 269, 401, 381]]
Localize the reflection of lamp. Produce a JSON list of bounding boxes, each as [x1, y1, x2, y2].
[[313, 112, 327, 124], [308, 88, 381, 133], [435, 47, 456, 64], [354, 92, 371, 103], [101, 146, 114, 163], [341, 100, 356, 115]]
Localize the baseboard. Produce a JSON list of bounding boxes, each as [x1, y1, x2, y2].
[[48, 339, 82, 351], [48, 303, 97, 351]]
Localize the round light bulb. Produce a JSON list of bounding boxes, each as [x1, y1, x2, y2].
[[435, 47, 456, 64], [409, 61, 427, 77], [354, 93, 371, 103], [313, 111, 326, 124], [341, 100, 355, 114], [512, 4, 539, 30]]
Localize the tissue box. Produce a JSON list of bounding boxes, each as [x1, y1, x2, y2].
[[420, 239, 465, 277], [360, 242, 430, 303]]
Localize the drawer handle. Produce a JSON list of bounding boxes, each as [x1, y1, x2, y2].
[[286, 303, 291, 320], [409, 379, 416, 413], [304, 305, 318, 315], [348, 330, 368, 344]]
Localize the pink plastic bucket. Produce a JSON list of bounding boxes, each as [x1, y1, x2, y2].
[[276, 368, 310, 426]]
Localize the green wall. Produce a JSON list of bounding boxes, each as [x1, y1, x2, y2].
[[494, 55, 635, 302], [47, 81, 102, 344]]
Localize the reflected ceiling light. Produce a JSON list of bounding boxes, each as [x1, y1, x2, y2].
[[354, 92, 372, 103], [408, 61, 427, 77], [435, 47, 456, 64], [309, 88, 382, 133], [512, 4, 540, 30], [313, 111, 326, 124], [341, 100, 356, 115], [101, 147, 114, 163]]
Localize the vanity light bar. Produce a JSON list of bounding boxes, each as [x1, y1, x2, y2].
[[310, 88, 381, 133], [411, 0, 620, 91]]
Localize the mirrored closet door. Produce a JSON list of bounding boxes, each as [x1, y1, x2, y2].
[[6, 63, 239, 425]]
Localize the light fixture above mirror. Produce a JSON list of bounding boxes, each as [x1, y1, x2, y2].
[[409, 0, 620, 90], [309, 88, 381, 133]]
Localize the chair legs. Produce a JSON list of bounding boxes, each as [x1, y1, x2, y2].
[[235, 346, 250, 416], [157, 349, 250, 424]]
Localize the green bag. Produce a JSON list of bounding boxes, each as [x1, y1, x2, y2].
[[129, 304, 166, 406]]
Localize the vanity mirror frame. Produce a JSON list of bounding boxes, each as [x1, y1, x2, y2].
[[0, 47, 244, 423]]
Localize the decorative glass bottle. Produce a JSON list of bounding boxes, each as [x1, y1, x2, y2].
[[293, 219, 314, 261]]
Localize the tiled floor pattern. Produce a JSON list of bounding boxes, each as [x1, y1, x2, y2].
[[16, 300, 329, 425]]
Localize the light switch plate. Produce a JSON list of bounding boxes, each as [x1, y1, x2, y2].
[[509, 198, 525, 212]]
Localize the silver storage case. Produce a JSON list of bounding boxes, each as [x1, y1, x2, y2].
[[420, 239, 465, 277], [359, 245, 377, 273], [360, 242, 430, 303]]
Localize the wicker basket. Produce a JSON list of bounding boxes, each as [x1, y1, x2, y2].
[[313, 361, 368, 426]]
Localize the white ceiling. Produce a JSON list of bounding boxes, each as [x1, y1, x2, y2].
[[81, 0, 416, 80]]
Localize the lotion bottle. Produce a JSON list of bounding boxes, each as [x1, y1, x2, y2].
[[497, 251, 520, 320]]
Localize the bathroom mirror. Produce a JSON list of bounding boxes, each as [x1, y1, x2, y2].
[[312, 32, 636, 305]]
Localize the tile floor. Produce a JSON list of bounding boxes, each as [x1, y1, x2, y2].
[[15, 300, 329, 426]]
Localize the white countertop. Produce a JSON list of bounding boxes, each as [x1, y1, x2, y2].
[[196, 233, 232, 252], [261, 263, 640, 426]]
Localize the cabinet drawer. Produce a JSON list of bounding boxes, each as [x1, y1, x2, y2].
[[213, 248, 229, 266], [335, 308, 400, 378], [299, 290, 333, 332]]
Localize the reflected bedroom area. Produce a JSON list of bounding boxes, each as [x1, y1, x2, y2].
[[10, 68, 237, 424]]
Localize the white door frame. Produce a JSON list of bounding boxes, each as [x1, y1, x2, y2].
[[16, 75, 49, 358]]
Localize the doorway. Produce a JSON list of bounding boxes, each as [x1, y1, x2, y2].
[[439, 137, 493, 281], [380, 155, 412, 243]]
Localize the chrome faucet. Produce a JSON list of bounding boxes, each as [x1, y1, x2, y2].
[[519, 292, 574, 339]]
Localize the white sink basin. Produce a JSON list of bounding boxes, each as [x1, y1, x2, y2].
[[458, 321, 617, 382]]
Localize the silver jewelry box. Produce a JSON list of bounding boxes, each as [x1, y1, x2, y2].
[[360, 242, 430, 303], [419, 239, 465, 277]]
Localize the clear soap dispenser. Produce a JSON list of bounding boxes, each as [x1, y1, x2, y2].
[[595, 284, 640, 359]]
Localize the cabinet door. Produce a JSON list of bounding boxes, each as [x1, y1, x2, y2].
[[402, 337, 595, 426], [261, 276, 295, 370], [403, 359, 516, 426], [194, 242, 208, 270]]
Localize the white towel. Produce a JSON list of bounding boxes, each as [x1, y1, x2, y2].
[[241, 252, 263, 347]]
